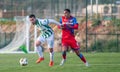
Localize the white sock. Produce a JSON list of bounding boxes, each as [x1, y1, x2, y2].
[[49, 52, 54, 61], [36, 46, 43, 58]]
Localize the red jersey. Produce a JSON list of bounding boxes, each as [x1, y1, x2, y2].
[[59, 16, 78, 39], [59, 16, 79, 49]]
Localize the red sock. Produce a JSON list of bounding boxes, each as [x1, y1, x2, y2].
[[79, 53, 86, 63], [62, 54, 66, 59]]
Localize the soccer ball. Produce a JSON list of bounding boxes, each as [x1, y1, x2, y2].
[[19, 58, 28, 66]]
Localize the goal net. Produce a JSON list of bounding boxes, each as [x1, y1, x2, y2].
[[0, 16, 32, 53]]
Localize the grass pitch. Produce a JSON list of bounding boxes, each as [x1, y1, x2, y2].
[[0, 52, 120, 72]]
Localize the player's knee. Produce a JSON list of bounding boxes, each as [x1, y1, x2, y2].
[[35, 41, 41, 47], [74, 49, 80, 56], [62, 51, 66, 55], [62, 46, 67, 51]]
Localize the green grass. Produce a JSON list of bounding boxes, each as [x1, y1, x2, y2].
[[0, 52, 120, 72]]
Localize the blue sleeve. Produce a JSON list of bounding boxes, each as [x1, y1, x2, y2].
[[73, 17, 78, 25], [60, 18, 62, 24]]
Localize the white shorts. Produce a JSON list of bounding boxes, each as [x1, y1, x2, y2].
[[37, 34, 54, 48]]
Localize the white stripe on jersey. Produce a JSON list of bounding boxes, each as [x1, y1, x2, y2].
[[35, 19, 53, 38]]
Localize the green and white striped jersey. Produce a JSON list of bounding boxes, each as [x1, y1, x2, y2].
[[35, 19, 53, 38]]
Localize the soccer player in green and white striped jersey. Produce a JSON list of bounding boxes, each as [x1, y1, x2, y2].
[[29, 14, 62, 67]]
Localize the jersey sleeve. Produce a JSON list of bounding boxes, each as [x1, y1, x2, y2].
[[59, 17, 62, 24], [48, 19, 61, 26], [42, 19, 49, 25], [71, 18, 78, 29], [73, 18, 78, 25], [57, 18, 63, 29]]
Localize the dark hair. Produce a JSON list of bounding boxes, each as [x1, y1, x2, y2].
[[29, 14, 36, 18], [64, 9, 71, 13]]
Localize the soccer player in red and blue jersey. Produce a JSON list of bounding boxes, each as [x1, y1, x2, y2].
[[59, 9, 89, 66]]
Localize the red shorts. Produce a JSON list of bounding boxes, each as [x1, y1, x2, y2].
[[62, 38, 80, 50]]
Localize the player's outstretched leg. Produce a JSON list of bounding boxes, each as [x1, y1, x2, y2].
[[74, 49, 89, 67], [60, 51, 66, 66], [79, 53, 89, 67]]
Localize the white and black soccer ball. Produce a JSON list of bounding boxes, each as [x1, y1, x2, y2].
[[19, 58, 28, 66]]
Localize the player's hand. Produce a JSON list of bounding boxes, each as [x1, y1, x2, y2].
[[60, 25, 65, 29]]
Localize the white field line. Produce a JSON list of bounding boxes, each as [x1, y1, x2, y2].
[[88, 64, 120, 66], [66, 63, 120, 66]]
